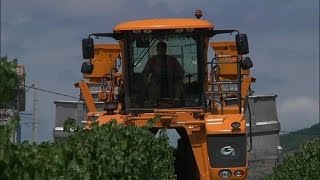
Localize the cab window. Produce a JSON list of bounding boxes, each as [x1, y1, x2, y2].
[[127, 31, 202, 108]]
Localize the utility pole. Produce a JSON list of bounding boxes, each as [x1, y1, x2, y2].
[[32, 82, 38, 143], [15, 80, 20, 144]]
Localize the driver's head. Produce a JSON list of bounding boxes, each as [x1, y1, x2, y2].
[[156, 42, 167, 55]]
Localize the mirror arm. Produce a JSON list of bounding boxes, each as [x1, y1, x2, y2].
[[89, 33, 122, 40], [208, 29, 239, 37]]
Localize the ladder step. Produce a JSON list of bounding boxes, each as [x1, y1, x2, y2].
[[212, 61, 238, 64], [205, 91, 239, 94], [211, 81, 239, 85]]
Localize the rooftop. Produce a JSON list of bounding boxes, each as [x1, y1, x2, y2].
[[113, 18, 214, 31]]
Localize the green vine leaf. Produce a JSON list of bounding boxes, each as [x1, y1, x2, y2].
[[0, 118, 175, 179]]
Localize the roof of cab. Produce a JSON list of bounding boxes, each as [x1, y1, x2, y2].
[[113, 18, 214, 31]]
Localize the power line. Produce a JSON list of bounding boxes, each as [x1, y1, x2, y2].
[[24, 85, 79, 99], [24, 84, 34, 93]]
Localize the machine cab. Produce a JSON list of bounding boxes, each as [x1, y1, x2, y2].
[[81, 18, 251, 114], [81, 18, 216, 113]]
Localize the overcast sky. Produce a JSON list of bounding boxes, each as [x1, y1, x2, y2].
[[1, 0, 319, 142]]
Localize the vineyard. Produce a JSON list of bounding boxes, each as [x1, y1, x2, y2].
[[0, 117, 175, 179], [268, 138, 320, 179]]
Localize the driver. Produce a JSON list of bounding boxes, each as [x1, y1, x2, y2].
[[142, 41, 185, 104]]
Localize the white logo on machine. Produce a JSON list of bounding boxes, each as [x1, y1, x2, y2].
[[220, 146, 235, 157]]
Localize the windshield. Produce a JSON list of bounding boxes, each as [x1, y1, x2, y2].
[[127, 31, 203, 109]]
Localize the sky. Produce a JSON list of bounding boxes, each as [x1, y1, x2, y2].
[[1, 0, 319, 142]]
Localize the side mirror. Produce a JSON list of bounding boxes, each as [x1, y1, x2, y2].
[[81, 61, 94, 74], [82, 38, 94, 59], [236, 34, 249, 55], [240, 57, 253, 70]]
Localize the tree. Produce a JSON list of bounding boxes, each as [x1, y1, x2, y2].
[[0, 56, 20, 106], [0, 120, 175, 179], [268, 138, 320, 179]]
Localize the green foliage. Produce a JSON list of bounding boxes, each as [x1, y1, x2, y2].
[[268, 138, 320, 180], [280, 123, 320, 152], [0, 56, 20, 106], [0, 116, 19, 159], [63, 117, 78, 132], [0, 119, 175, 179]]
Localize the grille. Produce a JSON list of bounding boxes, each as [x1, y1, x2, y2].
[[207, 134, 246, 168]]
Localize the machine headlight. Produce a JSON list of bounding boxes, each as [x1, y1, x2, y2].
[[219, 169, 232, 179], [234, 170, 245, 177]]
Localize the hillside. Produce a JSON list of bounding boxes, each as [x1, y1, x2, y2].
[[280, 123, 320, 152]]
